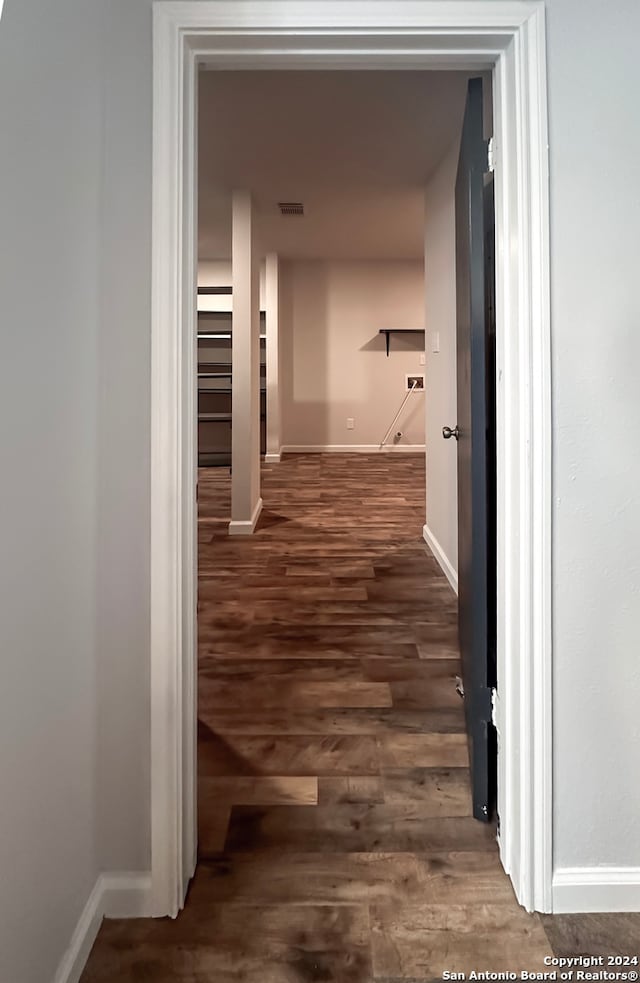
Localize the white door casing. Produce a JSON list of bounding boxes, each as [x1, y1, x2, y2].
[[150, 0, 552, 916]]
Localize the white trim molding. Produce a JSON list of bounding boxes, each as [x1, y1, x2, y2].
[[228, 496, 263, 536], [101, 872, 154, 919], [264, 451, 282, 463], [553, 868, 640, 913], [52, 880, 103, 983], [281, 444, 426, 454], [151, 0, 552, 917], [423, 523, 458, 594], [53, 873, 153, 983]]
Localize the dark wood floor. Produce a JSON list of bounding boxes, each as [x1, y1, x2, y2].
[[82, 455, 638, 981]]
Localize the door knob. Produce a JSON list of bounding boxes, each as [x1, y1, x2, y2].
[[442, 425, 459, 441]]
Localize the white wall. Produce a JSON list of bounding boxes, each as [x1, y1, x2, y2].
[[423, 144, 459, 578], [0, 0, 102, 979], [546, 0, 640, 871], [198, 259, 233, 287], [96, 0, 153, 874], [280, 260, 425, 449]]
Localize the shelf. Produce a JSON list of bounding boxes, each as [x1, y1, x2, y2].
[[198, 412, 232, 423], [198, 388, 266, 394], [379, 328, 425, 357], [197, 333, 267, 340], [197, 310, 266, 317], [198, 412, 266, 422], [197, 303, 268, 461]]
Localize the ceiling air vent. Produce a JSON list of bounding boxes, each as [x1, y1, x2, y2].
[[278, 201, 304, 216]]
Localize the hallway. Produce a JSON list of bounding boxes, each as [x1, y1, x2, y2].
[[83, 455, 567, 980]]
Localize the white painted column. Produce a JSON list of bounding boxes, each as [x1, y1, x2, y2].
[[229, 190, 262, 535], [264, 253, 282, 462]]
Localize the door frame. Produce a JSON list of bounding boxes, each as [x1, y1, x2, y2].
[[150, 0, 552, 916]]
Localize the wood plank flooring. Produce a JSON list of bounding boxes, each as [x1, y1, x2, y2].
[[81, 454, 638, 982]]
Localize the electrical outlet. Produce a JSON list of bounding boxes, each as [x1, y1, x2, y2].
[[406, 375, 425, 392], [346, 417, 355, 430]]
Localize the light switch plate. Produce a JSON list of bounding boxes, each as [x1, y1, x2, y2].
[[431, 331, 440, 353], [419, 353, 426, 365]]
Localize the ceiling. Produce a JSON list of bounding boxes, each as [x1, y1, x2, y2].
[[197, 70, 473, 261]]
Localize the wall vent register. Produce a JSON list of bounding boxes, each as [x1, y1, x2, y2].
[[278, 201, 304, 216]]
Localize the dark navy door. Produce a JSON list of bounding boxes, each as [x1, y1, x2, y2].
[[449, 77, 497, 822]]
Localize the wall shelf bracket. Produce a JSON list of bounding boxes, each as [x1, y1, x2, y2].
[[379, 328, 425, 356]]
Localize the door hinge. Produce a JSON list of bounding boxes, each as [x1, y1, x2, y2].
[[487, 137, 496, 173], [491, 687, 498, 727]]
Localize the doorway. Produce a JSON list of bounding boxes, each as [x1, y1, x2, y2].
[[195, 61, 494, 845], [150, 0, 552, 919]]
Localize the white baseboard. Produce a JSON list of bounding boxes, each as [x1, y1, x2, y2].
[[423, 523, 458, 594], [228, 496, 263, 536], [552, 867, 640, 912], [102, 871, 154, 918], [52, 879, 104, 983], [53, 871, 153, 983], [281, 444, 425, 454], [264, 450, 282, 463]]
